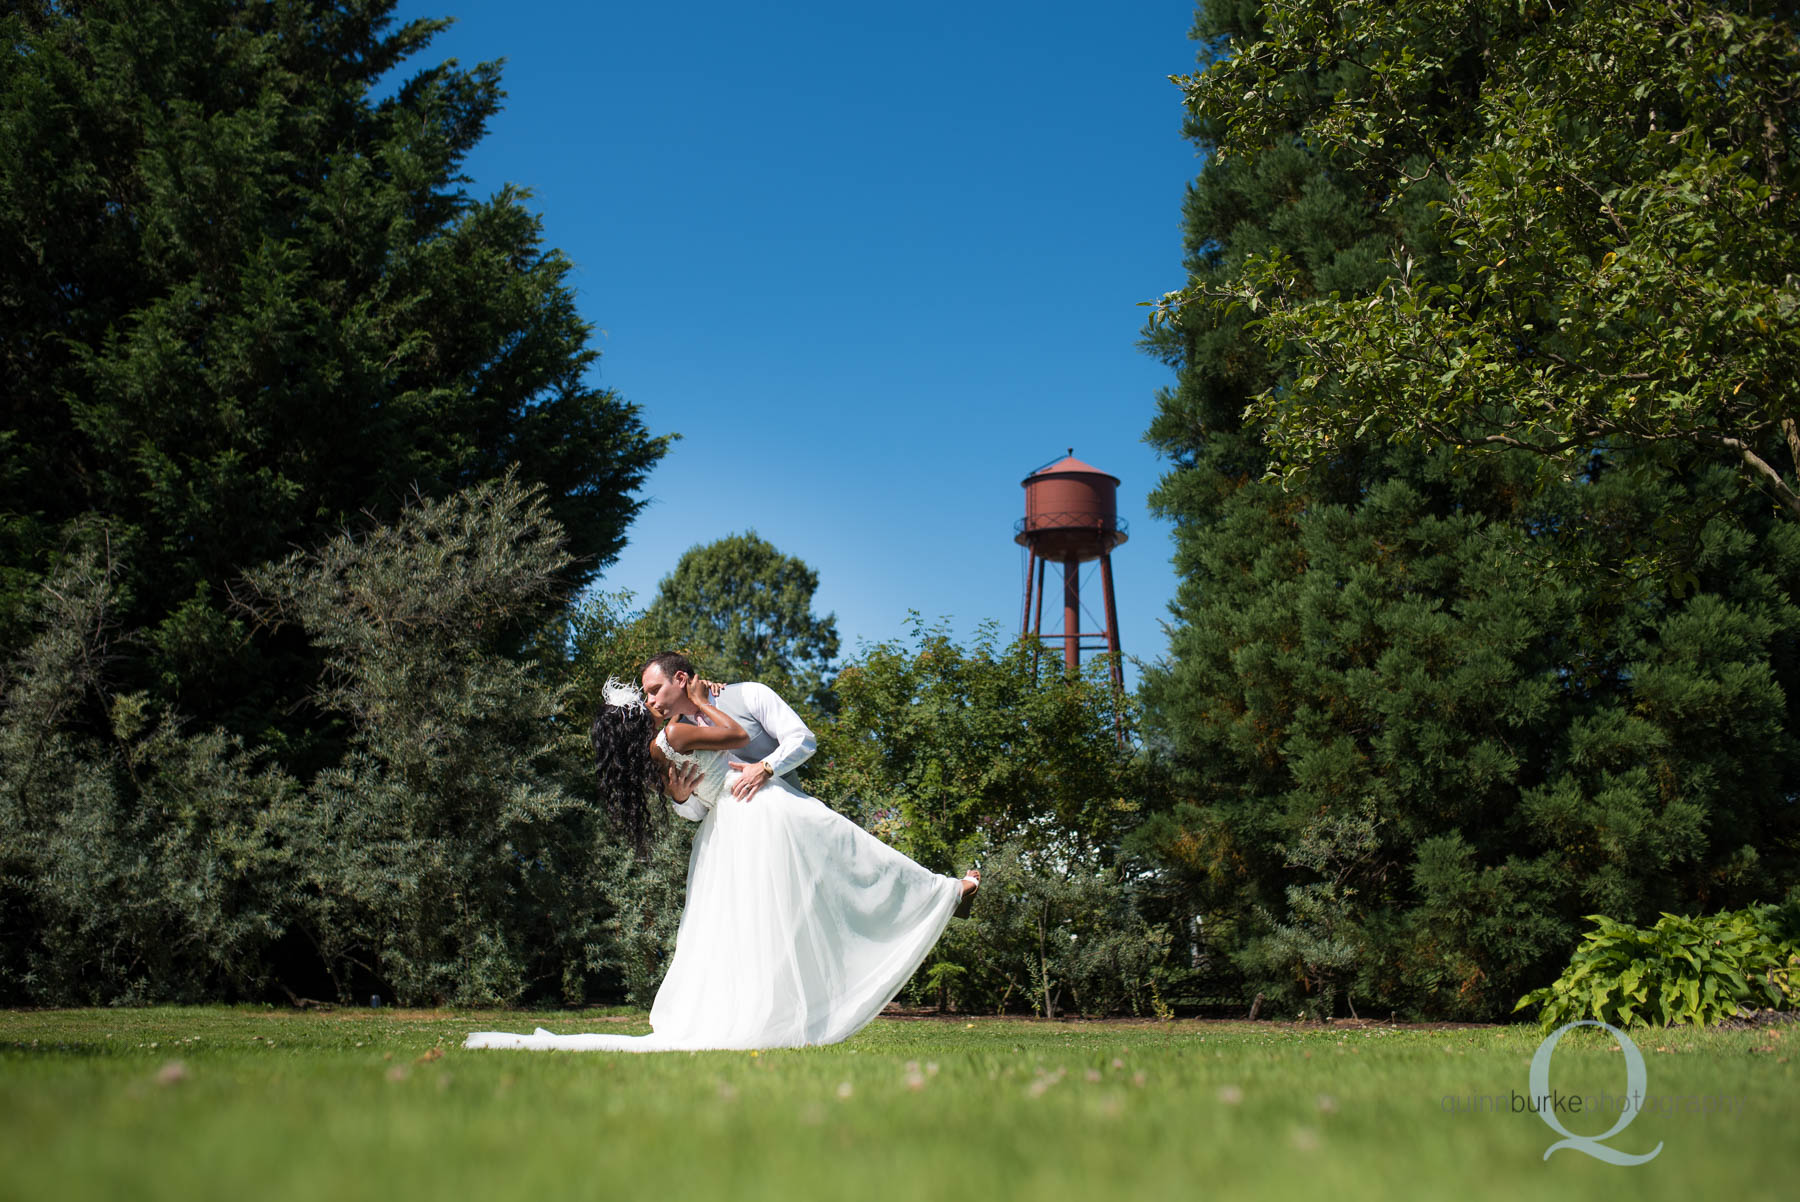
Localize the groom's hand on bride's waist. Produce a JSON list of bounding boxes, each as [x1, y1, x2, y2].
[[727, 760, 774, 801]]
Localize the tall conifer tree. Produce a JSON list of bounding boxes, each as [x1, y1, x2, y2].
[[1139, 0, 1800, 1019], [0, 0, 668, 741]]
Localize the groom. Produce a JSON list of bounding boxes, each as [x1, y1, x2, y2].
[[640, 651, 816, 801]]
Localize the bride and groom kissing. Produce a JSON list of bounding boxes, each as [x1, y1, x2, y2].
[[464, 652, 979, 1053]]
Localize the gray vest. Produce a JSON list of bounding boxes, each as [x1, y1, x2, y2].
[[684, 682, 784, 770]]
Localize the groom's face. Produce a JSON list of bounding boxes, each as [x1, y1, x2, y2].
[[641, 665, 690, 720]]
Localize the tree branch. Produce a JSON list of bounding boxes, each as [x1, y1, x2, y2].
[[1718, 435, 1800, 521]]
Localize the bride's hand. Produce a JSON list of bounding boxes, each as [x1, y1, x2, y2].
[[665, 761, 702, 802], [685, 674, 714, 707]]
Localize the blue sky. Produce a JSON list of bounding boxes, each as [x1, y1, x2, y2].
[[388, 0, 1202, 685]]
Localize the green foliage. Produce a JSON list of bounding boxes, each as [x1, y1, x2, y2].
[[1, 0, 675, 1005], [589, 818, 695, 1007], [1517, 905, 1800, 1029], [646, 532, 840, 709], [1139, 446, 1800, 1019], [813, 621, 1167, 1015], [0, 0, 668, 747], [240, 475, 606, 1006], [0, 540, 301, 1003], [1153, 0, 1800, 520], [560, 588, 682, 723], [0, 476, 691, 1007], [1235, 808, 1380, 1021], [815, 619, 1137, 873], [1138, 0, 1800, 1022], [918, 841, 1177, 1019]]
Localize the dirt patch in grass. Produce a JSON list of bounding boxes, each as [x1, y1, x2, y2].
[[235, 1006, 643, 1023], [874, 1006, 1499, 1031]]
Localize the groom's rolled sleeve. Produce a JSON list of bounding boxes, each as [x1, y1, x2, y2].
[[739, 681, 816, 778]]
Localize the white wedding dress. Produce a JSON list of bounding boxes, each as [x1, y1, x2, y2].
[[465, 729, 963, 1052]]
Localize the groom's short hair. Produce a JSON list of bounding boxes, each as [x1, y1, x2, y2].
[[641, 651, 697, 681]]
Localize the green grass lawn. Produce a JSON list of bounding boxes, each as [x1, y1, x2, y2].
[[2, 1006, 1794, 1202]]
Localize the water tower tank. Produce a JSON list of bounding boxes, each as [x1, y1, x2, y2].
[[1014, 452, 1129, 563], [1015, 450, 1128, 691]]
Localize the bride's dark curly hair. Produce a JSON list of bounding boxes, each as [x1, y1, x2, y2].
[[590, 701, 662, 857]]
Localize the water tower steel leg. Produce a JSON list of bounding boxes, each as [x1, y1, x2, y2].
[[1029, 547, 1044, 636], [1063, 560, 1080, 675], [1034, 556, 1048, 638], [1031, 557, 1048, 681], [1100, 551, 1123, 692], [1101, 550, 1126, 745]]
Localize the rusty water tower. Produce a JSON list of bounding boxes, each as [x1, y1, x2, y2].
[[1015, 449, 1127, 689]]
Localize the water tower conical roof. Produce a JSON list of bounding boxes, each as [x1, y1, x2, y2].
[[1022, 454, 1119, 485]]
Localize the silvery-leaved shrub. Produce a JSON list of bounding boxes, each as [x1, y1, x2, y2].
[[241, 474, 607, 1006], [0, 538, 301, 1004], [907, 839, 1179, 1018]]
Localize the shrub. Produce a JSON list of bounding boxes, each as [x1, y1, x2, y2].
[[0, 481, 739, 1007], [1516, 903, 1800, 1029], [0, 541, 301, 1004], [588, 818, 695, 1006], [242, 475, 606, 1006], [905, 840, 1179, 1018]]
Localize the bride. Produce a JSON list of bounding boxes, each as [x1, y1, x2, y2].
[[465, 673, 978, 1051]]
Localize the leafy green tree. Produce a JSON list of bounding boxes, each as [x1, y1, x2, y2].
[[1137, 0, 1800, 1020], [814, 620, 1137, 873], [646, 532, 840, 709], [1150, 0, 1800, 519], [813, 621, 1164, 1016], [0, 0, 669, 745]]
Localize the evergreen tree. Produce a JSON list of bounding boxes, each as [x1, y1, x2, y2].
[[0, 0, 668, 745], [1138, 0, 1800, 1019]]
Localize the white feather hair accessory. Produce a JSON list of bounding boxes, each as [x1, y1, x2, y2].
[[602, 676, 647, 712]]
